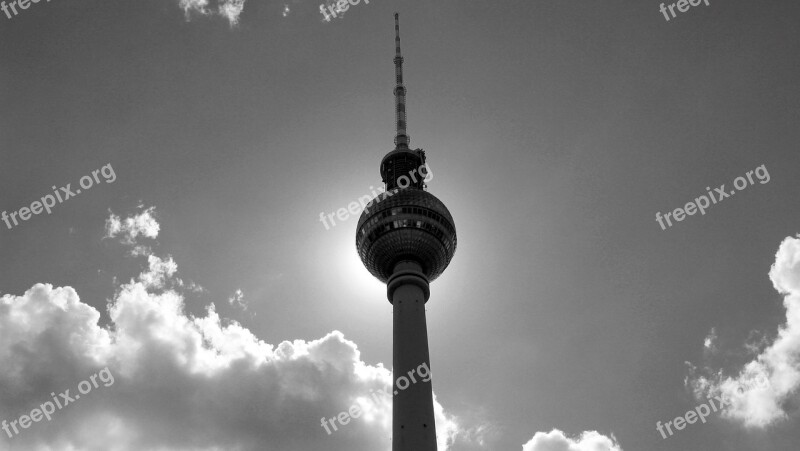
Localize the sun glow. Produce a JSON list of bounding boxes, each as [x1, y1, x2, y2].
[[337, 235, 385, 296]]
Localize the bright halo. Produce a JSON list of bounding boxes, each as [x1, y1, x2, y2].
[[336, 233, 384, 296]]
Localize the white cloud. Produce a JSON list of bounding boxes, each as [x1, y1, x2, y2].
[[179, 0, 211, 16], [218, 0, 246, 25], [228, 288, 247, 310], [688, 235, 800, 427], [179, 0, 248, 26], [105, 207, 160, 245], [0, 278, 462, 450], [703, 327, 719, 356], [137, 254, 179, 289], [0, 211, 461, 450], [522, 429, 623, 451], [447, 420, 502, 450]]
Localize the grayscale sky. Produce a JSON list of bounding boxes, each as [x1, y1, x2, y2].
[[1, 0, 799, 450]]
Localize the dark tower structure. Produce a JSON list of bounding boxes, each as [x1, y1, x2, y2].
[[355, 13, 457, 451]]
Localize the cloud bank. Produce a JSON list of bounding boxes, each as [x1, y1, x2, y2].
[[1, 208, 464, 450], [0, 269, 458, 450], [688, 235, 800, 427]]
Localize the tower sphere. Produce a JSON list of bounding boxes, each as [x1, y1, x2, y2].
[[356, 187, 457, 285]]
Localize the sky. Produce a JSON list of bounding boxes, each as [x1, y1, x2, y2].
[[1, 0, 800, 450]]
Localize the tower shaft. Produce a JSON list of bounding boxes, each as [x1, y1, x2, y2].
[[388, 261, 437, 451]]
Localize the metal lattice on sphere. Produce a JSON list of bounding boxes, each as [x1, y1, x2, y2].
[[356, 187, 457, 285]]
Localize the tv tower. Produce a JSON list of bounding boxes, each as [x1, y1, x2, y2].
[[356, 13, 457, 451]]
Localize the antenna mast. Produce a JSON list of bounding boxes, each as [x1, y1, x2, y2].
[[393, 13, 410, 149]]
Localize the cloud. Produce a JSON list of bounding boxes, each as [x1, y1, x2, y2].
[[228, 288, 247, 310], [137, 254, 179, 289], [179, 0, 248, 26], [702, 327, 719, 357], [0, 279, 459, 450], [218, 0, 246, 25], [522, 429, 623, 451], [0, 210, 462, 451], [105, 206, 159, 246], [687, 235, 800, 427]]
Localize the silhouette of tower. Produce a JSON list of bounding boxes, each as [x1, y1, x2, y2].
[[356, 13, 457, 451]]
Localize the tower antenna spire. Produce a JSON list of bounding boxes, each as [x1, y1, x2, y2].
[[393, 12, 409, 149]]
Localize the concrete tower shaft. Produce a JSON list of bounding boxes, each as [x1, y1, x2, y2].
[[390, 261, 437, 450]]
